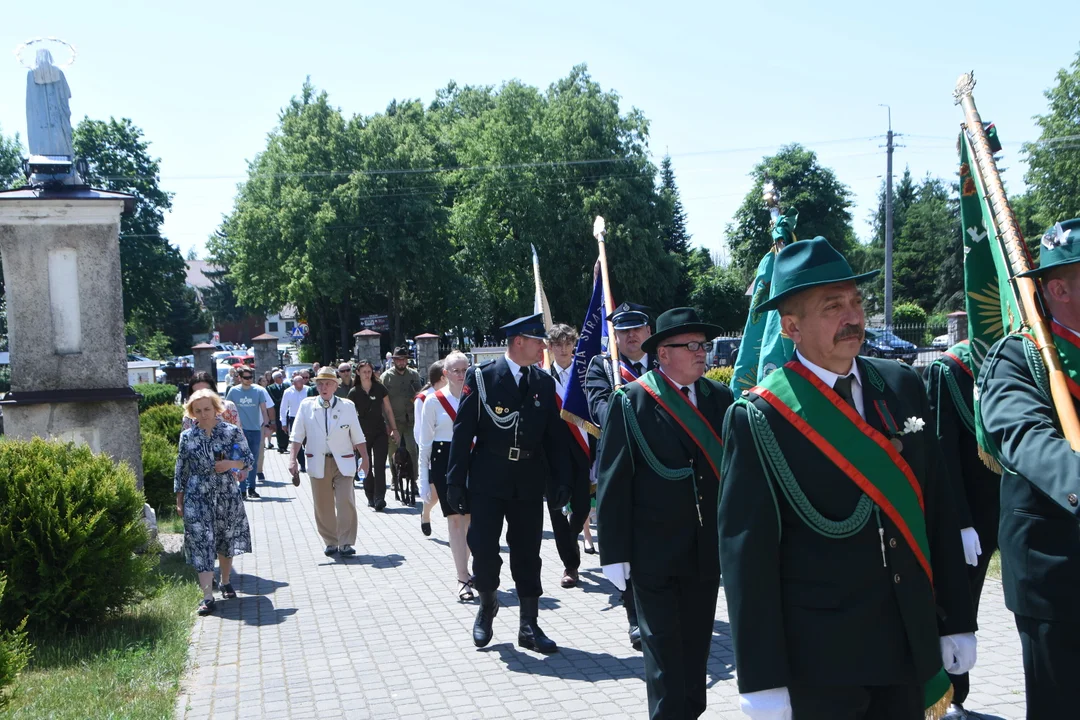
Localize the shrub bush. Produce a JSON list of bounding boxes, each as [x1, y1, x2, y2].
[[134, 383, 177, 413], [0, 574, 31, 712], [140, 403, 184, 445], [705, 367, 734, 386], [0, 438, 154, 633], [0, 367, 9, 394], [140, 430, 178, 517], [892, 302, 928, 346]]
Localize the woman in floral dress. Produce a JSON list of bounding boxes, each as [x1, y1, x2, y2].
[[175, 388, 254, 615]]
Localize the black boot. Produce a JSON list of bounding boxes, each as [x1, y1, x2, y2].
[[624, 581, 642, 651], [473, 591, 499, 648], [517, 596, 558, 654]]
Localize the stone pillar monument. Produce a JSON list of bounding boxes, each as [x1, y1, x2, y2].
[[353, 329, 381, 363], [251, 333, 278, 377], [947, 311, 968, 346], [415, 333, 440, 372], [192, 342, 216, 382], [0, 188, 142, 483]]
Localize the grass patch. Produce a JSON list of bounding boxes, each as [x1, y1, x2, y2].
[[987, 549, 1001, 580], [157, 512, 184, 535], [3, 550, 200, 720]]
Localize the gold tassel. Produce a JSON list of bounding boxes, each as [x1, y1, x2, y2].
[[560, 408, 601, 438], [925, 683, 954, 720], [978, 446, 1003, 473]]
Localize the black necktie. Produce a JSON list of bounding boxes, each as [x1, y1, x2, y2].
[[632, 361, 644, 377], [680, 386, 691, 398], [519, 367, 529, 400], [552, 368, 560, 384], [833, 375, 857, 411]]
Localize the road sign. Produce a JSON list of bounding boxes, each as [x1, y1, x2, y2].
[[290, 323, 308, 339]]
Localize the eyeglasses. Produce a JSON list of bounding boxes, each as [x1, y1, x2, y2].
[[662, 341, 712, 353]]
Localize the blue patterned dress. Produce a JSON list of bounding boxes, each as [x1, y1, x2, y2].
[[174, 420, 255, 572]]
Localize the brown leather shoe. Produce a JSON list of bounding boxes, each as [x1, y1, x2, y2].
[[560, 569, 579, 588]]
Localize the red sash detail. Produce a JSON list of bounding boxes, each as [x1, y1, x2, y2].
[[434, 389, 457, 422], [556, 392, 591, 457], [782, 361, 924, 510], [414, 392, 427, 403], [634, 372, 723, 480], [943, 339, 973, 378]]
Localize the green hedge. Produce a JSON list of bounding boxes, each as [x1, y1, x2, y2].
[[705, 367, 734, 386], [140, 430, 177, 517], [0, 574, 31, 712], [133, 383, 177, 413], [140, 404, 183, 445], [0, 438, 154, 633], [0, 367, 9, 395]]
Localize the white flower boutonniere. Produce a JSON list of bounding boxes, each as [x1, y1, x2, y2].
[[901, 417, 925, 435]]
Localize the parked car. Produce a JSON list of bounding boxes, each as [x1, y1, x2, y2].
[[222, 354, 255, 368], [284, 363, 314, 379], [862, 328, 918, 364], [931, 334, 950, 350], [707, 337, 742, 368]]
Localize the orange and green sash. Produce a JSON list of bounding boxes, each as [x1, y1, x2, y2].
[[636, 370, 724, 479], [752, 361, 952, 716]]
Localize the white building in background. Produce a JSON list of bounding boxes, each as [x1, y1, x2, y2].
[[264, 304, 298, 340]]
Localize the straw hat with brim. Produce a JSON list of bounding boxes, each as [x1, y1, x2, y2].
[[314, 367, 341, 384], [641, 307, 724, 355], [754, 236, 880, 314], [1016, 219, 1080, 278]]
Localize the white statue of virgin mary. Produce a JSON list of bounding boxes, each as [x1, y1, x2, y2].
[[25, 49, 74, 158]]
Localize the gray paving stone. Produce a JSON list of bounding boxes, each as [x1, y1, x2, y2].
[[175, 451, 1028, 719]]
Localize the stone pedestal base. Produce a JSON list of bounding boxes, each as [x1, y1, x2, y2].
[[3, 397, 142, 483]]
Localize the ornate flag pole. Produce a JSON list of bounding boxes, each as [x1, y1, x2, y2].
[[593, 216, 622, 386], [954, 72, 1080, 450]]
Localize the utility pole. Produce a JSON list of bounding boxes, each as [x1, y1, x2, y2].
[[881, 104, 895, 329]]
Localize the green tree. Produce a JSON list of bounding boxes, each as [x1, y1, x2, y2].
[[891, 177, 959, 311], [725, 144, 856, 282], [689, 262, 749, 332], [0, 126, 21, 190], [659, 154, 691, 255], [73, 118, 187, 324], [200, 263, 248, 325], [1023, 48, 1080, 228]]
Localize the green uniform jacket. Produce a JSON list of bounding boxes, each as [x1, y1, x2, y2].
[[380, 367, 422, 426], [596, 375, 733, 578], [719, 356, 975, 693], [924, 353, 1000, 533], [978, 334, 1080, 621]]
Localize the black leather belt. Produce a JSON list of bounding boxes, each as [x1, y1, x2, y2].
[[485, 445, 535, 461]]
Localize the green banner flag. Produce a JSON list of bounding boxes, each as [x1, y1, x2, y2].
[[958, 129, 1025, 469], [730, 209, 798, 393]]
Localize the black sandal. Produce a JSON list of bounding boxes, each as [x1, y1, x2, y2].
[[197, 598, 216, 616], [458, 580, 476, 602], [220, 583, 237, 600]]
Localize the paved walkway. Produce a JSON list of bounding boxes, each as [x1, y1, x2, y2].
[[175, 450, 1028, 719]]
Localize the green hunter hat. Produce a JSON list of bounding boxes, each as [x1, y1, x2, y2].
[[641, 307, 724, 355], [754, 236, 880, 313], [1016, 219, 1080, 278]]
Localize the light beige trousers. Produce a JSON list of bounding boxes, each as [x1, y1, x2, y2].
[[310, 467, 358, 547]]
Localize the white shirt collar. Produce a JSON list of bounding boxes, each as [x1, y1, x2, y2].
[[658, 368, 697, 407], [624, 353, 648, 371], [795, 350, 861, 388], [503, 353, 524, 379]]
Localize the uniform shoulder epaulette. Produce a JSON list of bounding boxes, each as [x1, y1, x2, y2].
[[479, 359, 496, 368]]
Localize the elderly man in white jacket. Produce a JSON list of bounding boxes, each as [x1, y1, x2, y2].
[[289, 366, 369, 557]]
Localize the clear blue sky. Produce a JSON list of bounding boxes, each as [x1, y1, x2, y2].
[[2, 1, 1078, 261]]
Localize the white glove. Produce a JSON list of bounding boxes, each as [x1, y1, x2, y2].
[[601, 562, 631, 592], [739, 687, 792, 720], [960, 527, 982, 567], [940, 633, 977, 675]]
